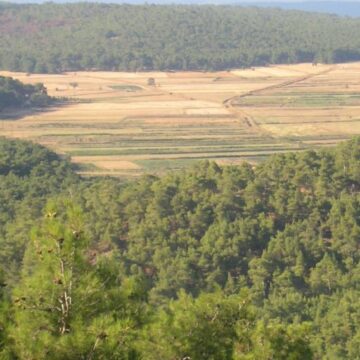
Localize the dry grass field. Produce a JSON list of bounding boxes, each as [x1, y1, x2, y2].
[[1, 62, 360, 177]]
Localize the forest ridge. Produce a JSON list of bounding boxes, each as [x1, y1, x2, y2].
[[1, 3, 360, 72]]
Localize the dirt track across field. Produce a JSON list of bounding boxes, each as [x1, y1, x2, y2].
[[1, 63, 360, 177]]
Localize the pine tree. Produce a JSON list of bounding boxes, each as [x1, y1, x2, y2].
[[10, 199, 144, 359]]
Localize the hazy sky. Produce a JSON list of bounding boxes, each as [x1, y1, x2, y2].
[[238, 0, 360, 2], [5, 0, 360, 3]]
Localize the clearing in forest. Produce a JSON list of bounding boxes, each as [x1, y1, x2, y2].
[[1, 62, 360, 177]]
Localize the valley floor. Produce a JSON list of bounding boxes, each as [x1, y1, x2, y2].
[[1, 62, 360, 176]]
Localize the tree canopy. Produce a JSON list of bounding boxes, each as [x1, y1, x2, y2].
[[1, 4, 360, 73], [0, 76, 54, 112], [1, 137, 360, 358]]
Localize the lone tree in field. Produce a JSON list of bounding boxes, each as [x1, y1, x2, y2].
[[147, 77, 156, 86], [11, 199, 146, 359], [69, 82, 79, 95]]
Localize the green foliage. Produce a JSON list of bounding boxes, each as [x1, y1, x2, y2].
[[0, 76, 53, 111], [140, 290, 251, 360], [139, 290, 313, 360], [247, 321, 313, 360], [1, 4, 360, 73], [0, 267, 8, 355], [10, 200, 146, 359], [0, 138, 78, 283], [2, 137, 360, 357]]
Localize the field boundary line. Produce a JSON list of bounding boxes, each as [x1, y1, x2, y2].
[[223, 65, 337, 107]]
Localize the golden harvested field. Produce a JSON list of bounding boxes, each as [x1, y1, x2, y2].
[[1, 62, 360, 177]]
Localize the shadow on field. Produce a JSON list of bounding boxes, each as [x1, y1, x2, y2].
[[0, 99, 89, 121]]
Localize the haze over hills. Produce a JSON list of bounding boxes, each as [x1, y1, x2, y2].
[[2, 1, 360, 17], [242, 1, 360, 17]]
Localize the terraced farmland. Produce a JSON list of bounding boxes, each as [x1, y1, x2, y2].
[[1, 63, 360, 177]]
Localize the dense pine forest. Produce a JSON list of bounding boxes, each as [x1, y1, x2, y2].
[[0, 76, 54, 112], [1, 3, 360, 72], [1, 136, 360, 358]]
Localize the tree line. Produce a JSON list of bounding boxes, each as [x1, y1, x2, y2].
[[1, 3, 360, 73], [0, 76, 54, 112], [1, 137, 360, 357]]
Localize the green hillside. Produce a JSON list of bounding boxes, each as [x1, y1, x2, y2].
[[1, 4, 360, 72]]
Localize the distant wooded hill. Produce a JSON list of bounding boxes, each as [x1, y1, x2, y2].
[[1, 3, 360, 73], [5, 1, 360, 17], [243, 1, 360, 17]]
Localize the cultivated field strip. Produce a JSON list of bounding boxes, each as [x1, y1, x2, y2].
[[1, 63, 360, 176]]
